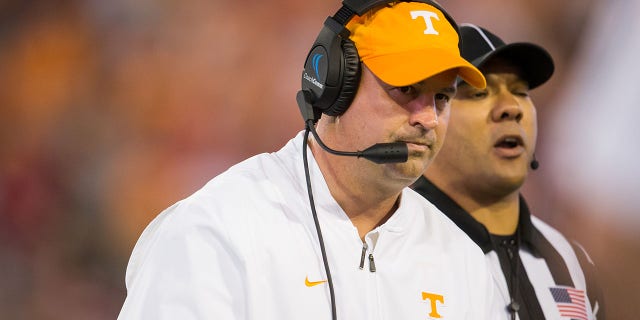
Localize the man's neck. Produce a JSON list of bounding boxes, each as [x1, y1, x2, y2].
[[428, 176, 521, 235], [465, 196, 520, 235], [310, 138, 402, 239]]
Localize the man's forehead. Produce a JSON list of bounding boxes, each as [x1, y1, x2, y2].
[[457, 71, 528, 91]]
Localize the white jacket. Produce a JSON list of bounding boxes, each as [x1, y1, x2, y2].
[[118, 131, 501, 320]]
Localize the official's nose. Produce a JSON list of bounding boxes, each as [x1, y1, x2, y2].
[[492, 92, 523, 122]]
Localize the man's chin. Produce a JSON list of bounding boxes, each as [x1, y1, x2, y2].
[[386, 158, 429, 184]]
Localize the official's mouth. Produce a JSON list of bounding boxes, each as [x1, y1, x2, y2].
[[494, 135, 525, 157], [494, 136, 523, 149]]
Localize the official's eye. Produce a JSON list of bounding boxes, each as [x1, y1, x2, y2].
[[456, 84, 487, 100], [472, 90, 488, 99], [512, 88, 530, 98]]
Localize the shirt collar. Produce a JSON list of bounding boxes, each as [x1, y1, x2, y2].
[[412, 176, 544, 256]]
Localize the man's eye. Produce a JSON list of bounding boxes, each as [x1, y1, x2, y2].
[[434, 93, 452, 111], [397, 86, 416, 95], [472, 91, 488, 98], [435, 93, 450, 102]]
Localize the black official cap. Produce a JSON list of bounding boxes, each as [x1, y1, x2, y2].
[[458, 23, 555, 89]]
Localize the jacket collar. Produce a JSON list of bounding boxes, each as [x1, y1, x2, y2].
[[412, 176, 543, 256]]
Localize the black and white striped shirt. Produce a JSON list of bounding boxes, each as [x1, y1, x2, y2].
[[413, 177, 605, 320]]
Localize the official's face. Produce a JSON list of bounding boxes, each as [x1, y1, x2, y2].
[[428, 59, 538, 196]]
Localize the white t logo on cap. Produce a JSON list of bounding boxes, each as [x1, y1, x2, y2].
[[410, 10, 440, 35]]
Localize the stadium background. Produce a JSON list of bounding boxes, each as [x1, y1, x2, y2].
[[1, 0, 638, 318]]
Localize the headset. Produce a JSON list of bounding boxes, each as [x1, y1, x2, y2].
[[297, 0, 461, 123], [295, 1, 463, 319]]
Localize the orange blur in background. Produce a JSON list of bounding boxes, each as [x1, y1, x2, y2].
[[1, 0, 637, 319]]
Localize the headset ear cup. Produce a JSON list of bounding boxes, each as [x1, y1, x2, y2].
[[324, 39, 361, 116]]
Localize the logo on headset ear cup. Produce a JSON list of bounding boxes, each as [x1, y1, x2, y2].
[[301, 37, 361, 118], [302, 45, 329, 104], [324, 39, 361, 116]]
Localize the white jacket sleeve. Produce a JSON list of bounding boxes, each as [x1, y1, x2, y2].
[[117, 200, 246, 320]]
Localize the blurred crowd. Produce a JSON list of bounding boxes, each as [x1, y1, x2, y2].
[[1, 0, 637, 319]]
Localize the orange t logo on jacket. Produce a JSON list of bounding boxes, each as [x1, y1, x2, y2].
[[422, 292, 444, 318]]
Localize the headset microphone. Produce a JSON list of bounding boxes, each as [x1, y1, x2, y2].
[[297, 90, 409, 164], [530, 154, 539, 170], [308, 125, 409, 164]]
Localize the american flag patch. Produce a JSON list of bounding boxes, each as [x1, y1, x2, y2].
[[549, 286, 588, 320]]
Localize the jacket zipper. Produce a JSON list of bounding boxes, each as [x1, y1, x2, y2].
[[368, 253, 376, 272], [358, 242, 376, 272], [359, 242, 368, 270]]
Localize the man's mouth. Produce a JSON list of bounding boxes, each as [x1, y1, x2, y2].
[[494, 136, 523, 149], [403, 140, 432, 151]]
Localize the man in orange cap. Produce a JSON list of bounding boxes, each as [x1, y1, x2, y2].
[[118, 2, 500, 319]]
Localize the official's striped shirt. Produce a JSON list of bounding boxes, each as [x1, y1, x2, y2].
[[413, 176, 605, 320]]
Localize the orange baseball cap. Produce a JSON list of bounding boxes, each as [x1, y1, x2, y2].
[[346, 2, 486, 88]]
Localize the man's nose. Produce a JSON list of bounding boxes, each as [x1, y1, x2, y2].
[[409, 95, 439, 129], [492, 92, 523, 122]]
